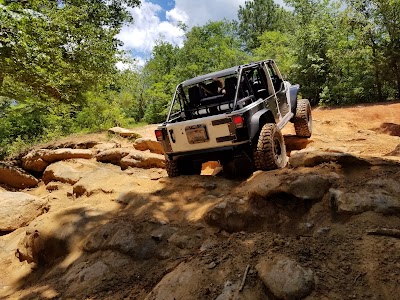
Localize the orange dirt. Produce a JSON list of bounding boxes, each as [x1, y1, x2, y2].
[[0, 101, 399, 300]]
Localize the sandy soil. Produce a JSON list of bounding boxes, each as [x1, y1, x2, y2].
[[0, 101, 399, 300]]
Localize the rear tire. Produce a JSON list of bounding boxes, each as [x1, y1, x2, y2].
[[166, 158, 179, 177], [253, 123, 287, 171], [294, 99, 312, 138], [165, 158, 201, 177]]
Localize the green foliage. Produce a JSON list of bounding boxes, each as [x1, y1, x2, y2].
[[254, 31, 295, 76], [0, 0, 140, 103], [237, 0, 291, 50]]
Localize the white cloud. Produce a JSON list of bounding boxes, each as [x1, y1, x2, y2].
[[117, 1, 186, 54], [116, 0, 287, 62], [174, 0, 246, 27], [165, 7, 188, 25]]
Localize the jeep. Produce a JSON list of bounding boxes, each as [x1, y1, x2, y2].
[[155, 59, 312, 177]]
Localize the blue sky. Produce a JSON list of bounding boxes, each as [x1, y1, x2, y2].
[[116, 0, 286, 67]]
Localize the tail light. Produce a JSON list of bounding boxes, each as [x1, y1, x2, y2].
[[155, 129, 164, 141], [232, 115, 244, 128]]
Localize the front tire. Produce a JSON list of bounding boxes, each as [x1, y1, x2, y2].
[[294, 99, 312, 138], [253, 123, 287, 171]]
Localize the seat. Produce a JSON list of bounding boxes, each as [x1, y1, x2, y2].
[[188, 86, 202, 107], [205, 81, 219, 96], [224, 77, 237, 100]]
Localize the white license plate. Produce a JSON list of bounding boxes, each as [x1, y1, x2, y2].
[[185, 125, 209, 144]]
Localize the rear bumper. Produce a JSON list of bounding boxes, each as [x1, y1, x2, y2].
[[166, 142, 250, 162]]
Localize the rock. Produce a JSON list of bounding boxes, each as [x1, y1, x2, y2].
[[256, 255, 315, 299], [386, 144, 400, 156], [22, 149, 93, 172], [0, 162, 39, 188], [247, 171, 332, 201], [289, 150, 369, 168], [64, 260, 110, 284], [92, 142, 120, 152], [373, 122, 400, 137], [215, 281, 239, 300], [207, 261, 217, 269], [133, 138, 164, 155], [330, 188, 400, 215], [120, 150, 165, 169], [145, 262, 202, 300], [43, 159, 100, 184], [83, 222, 160, 260], [367, 178, 400, 194], [288, 174, 332, 200], [168, 233, 197, 249], [21, 149, 49, 172], [72, 168, 139, 197], [0, 192, 48, 231], [46, 182, 62, 191], [16, 230, 44, 264], [204, 200, 253, 232], [95, 148, 132, 165], [108, 127, 141, 138], [41, 148, 93, 162]]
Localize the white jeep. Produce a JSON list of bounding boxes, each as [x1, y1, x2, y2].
[[155, 60, 312, 177]]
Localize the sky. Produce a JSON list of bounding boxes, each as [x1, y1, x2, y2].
[[117, 0, 285, 67]]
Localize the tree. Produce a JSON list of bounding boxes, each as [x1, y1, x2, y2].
[[176, 20, 249, 80], [237, 0, 291, 50], [0, 0, 141, 103]]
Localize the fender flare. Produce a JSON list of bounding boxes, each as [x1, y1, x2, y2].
[[289, 84, 300, 114], [249, 108, 275, 141]]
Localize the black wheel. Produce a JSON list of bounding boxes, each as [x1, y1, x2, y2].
[[253, 123, 287, 171], [293, 99, 312, 138], [165, 158, 201, 177], [166, 158, 179, 177]]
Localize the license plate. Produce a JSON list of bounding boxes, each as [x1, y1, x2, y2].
[[185, 124, 209, 144]]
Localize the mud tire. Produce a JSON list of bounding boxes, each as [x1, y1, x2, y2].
[[253, 123, 287, 170], [166, 159, 179, 177], [294, 99, 312, 138], [166, 159, 201, 177]]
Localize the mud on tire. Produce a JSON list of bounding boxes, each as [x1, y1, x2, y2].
[[166, 159, 179, 177], [294, 99, 312, 138], [253, 123, 287, 171]]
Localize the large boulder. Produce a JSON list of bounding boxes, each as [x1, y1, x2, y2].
[[0, 192, 48, 231], [145, 262, 202, 300], [108, 127, 141, 138], [120, 150, 165, 170], [246, 171, 334, 201], [289, 150, 369, 168], [133, 138, 164, 155], [95, 148, 132, 165], [43, 159, 100, 184], [22, 149, 93, 172], [21, 149, 49, 172], [0, 162, 39, 188], [41, 148, 93, 162], [72, 168, 139, 197], [330, 188, 400, 215], [256, 255, 315, 300]]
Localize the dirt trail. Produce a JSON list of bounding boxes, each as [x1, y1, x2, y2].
[[0, 102, 399, 300]]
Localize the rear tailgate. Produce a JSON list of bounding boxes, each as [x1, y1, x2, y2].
[[165, 114, 242, 153]]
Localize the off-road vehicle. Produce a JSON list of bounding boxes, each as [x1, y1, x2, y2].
[[155, 59, 312, 177]]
